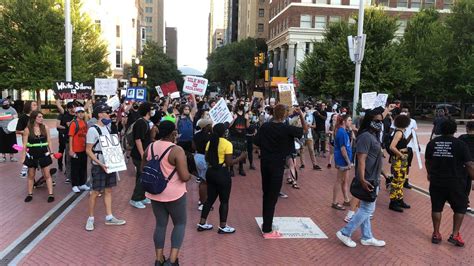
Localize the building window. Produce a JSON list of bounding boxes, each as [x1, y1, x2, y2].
[[397, 0, 408, 8], [95, 20, 101, 31], [146, 0, 153, 3], [115, 50, 122, 68], [411, 0, 421, 8], [424, 0, 436, 8], [145, 17, 152, 23], [316, 0, 327, 4], [443, 0, 452, 9], [329, 16, 341, 24], [116, 25, 120, 38], [305, 42, 310, 55], [145, 7, 153, 13], [378, 0, 389, 6], [396, 19, 407, 34], [350, 0, 358, 5], [300, 14, 312, 28], [331, 0, 342, 4], [258, 23, 264, 32], [259, 8, 265, 17], [315, 15, 326, 29], [146, 26, 152, 33]]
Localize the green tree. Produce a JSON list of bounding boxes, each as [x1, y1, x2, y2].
[[0, 0, 110, 100], [297, 8, 419, 99], [140, 41, 182, 97]]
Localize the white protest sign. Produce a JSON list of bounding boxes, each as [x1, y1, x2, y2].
[[374, 93, 389, 108], [209, 98, 232, 125], [183, 76, 208, 96], [94, 78, 118, 96], [278, 83, 293, 92], [155, 86, 164, 98], [412, 131, 423, 170], [255, 217, 327, 239], [170, 91, 181, 99], [136, 88, 146, 101], [361, 92, 377, 110], [106, 95, 120, 111], [99, 134, 127, 173]]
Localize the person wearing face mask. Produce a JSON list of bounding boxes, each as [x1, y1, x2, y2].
[[55, 100, 76, 176], [129, 102, 155, 209], [336, 105, 394, 248], [126, 102, 141, 130], [229, 100, 250, 176], [68, 106, 90, 193], [0, 99, 19, 162], [85, 104, 126, 231]]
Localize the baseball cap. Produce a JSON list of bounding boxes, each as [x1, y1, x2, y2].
[[75, 106, 85, 113], [197, 118, 213, 129], [93, 104, 112, 115]]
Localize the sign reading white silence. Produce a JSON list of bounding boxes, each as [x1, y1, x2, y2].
[[182, 76, 208, 96], [209, 98, 233, 125], [94, 78, 118, 96], [99, 134, 127, 173]]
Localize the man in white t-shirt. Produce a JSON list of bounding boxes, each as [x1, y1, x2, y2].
[[391, 107, 418, 189]]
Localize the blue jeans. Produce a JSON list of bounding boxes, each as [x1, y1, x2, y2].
[[340, 200, 376, 240]]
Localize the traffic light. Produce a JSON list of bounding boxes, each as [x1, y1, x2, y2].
[[258, 53, 265, 64], [254, 56, 259, 67], [138, 65, 144, 78]]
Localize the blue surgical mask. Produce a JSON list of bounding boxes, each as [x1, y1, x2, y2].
[[101, 118, 112, 125]]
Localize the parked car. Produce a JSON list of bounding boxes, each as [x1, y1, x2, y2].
[[436, 104, 461, 117]]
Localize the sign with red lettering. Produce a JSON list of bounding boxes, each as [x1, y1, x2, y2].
[[182, 76, 208, 96], [53, 81, 92, 100]]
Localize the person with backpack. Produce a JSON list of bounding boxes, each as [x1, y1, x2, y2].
[[388, 114, 412, 212], [176, 104, 195, 153], [197, 123, 247, 234], [229, 100, 249, 176], [85, 104, 126, 231], [129, 102, 155, 209], [143, 120, 192, 266], [68, 106, 90, 193]]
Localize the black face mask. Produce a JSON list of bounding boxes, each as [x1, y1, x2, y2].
[[2, 105, 10, 109]]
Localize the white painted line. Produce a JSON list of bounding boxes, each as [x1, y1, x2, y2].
[[0, 192, 75, 260], [8, 192, 88, 266]]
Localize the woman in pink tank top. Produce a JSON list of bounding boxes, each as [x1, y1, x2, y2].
[[144, 121, 192, 266]]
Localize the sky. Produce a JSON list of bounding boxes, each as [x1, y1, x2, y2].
[[165, 0, 211, 74]]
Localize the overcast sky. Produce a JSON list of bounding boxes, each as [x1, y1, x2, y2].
[[165, 0, 211, 73]]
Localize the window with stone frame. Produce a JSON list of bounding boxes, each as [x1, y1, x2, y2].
[[315, 15, 326, 29], [411, 0, 421, 8], [300, 14, 312, 28]]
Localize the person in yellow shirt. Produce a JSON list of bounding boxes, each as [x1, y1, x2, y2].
[[197, 123, 246, 234]]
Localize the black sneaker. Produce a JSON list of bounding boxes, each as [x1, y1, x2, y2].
[[389, 200, 403, 212], [399, 200, 411, 209], [299, 165, 305, 169], [313, 165, 322, 171], [403, 178, 412, 189], [448, 233, 465, 247], [431, 232, 442, 244]]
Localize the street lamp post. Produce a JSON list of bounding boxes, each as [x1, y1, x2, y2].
[[350, 0, 366, 116], [65, 0, 72, 82]]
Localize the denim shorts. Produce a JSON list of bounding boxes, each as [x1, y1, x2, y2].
[[194, 153, 208, 180]]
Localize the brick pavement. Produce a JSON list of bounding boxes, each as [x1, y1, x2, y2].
[[2, 120, 473, 265]]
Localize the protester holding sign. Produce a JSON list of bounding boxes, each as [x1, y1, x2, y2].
[[0, 99, 18, 162], [85, 104, 126, 231], [69, 107, 90, 193]]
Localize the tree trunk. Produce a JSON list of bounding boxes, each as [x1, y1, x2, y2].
[[35, 89, 41, 110]]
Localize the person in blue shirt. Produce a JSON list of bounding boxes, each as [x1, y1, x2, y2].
[[332, 114, 353, 210]]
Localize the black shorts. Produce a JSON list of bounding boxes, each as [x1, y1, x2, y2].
[[91, 165, 117, 191], [430, 183, 468, 214], [24, 156, 52, 169]]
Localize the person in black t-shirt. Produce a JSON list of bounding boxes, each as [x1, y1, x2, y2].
[[458, 121, 474, 213], [229, 100, 249, 176], [193, 118, 212, 211], [254, 104, 307, 238], [129, 102, 154, 209], [55, 100, 76, 179], [313, 102, 328, 157], [425, 119, 474, 247], [126, 102, 141, 130]]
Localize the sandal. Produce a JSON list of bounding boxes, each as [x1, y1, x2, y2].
[[47, 194, 55, 203], [331, 203, 345, 210], [292, 183, 300, 189], [343, 201, 351, 207], [24, 194, 33, 203]]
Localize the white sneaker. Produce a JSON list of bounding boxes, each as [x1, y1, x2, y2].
[[105, 217, 126, 226], [197, 223, 213, 231], [336, 231, 357, 248], [79, 184, 90, 191], [141, 198, 151, 205], [218, 225, 236, 234], [72, 186, 81, 193], [198, 204, 203, 211], [361, 238, 386, 247], [20, 165, 28, 178], [85, 218, 94, 231], [129, 200, 146, 209]]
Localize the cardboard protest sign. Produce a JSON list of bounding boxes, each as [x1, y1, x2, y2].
[[183, 76, 208, 96], [160, 80, 178, 95], [209, 98, 233, 125], [94, 78, 118, 96], [279, 91, 293, 108], [125, 87, 147, 102], [54, 81, 92, 100], [253, 91, 264, 99], [374, 93, 388, 108], [155, 86, 164, 98], [99, 134, 127, 173], [361, 92, 377, 110], [106, 95, 120, 111]]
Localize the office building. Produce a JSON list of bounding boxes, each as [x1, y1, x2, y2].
[[208, 0, 226, 54], [165, 27, 178, 62], [142, 0, 165, 47], [238, 0, 269, 41]]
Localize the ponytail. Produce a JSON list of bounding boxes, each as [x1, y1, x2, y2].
[[206, 123, 226, 167]]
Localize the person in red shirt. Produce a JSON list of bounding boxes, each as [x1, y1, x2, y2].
[[69, 106, 90, 193]]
